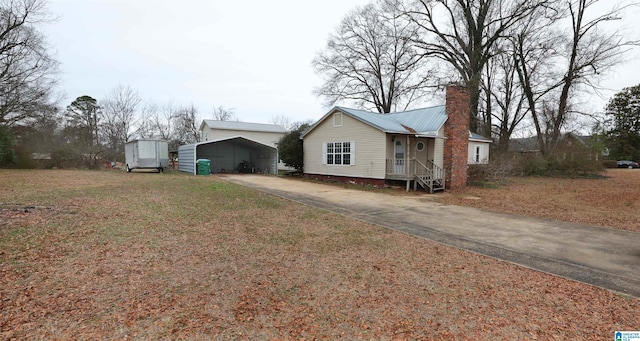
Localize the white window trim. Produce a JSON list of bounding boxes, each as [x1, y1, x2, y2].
[[475, 146, 481, 163], [322, 141, 355, 166]]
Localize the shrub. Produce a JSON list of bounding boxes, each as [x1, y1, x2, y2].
[[467, 164, 488, 184], [0, 126, 16, 167], [516, 154, 604, 177], [278, 122, 311, 173]]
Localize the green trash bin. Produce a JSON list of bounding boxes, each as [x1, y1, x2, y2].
[[196, 159, 211, 175]]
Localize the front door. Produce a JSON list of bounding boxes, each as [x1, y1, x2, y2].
[[394, 140, 405, 174]]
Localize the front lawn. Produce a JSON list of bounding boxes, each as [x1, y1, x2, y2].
[[1, 170, 637, 339]]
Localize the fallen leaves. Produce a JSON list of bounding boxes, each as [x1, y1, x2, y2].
[[437, 169, 640, 232], [0, 169, 638, 339]]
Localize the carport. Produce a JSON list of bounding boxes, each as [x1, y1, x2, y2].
[[178, 136, 279, 175]]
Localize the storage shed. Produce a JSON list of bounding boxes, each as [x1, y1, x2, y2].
[[178, 136, 279, 175]]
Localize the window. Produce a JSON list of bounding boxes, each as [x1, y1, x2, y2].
[[324, 141, 354, 165], [416, 141, 425, 151], [333, 113, 343, 127], [475, 146, 481, 163]]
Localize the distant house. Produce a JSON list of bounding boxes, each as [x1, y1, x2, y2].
[[301, 85, 492, 192], [178, 120, 287, 175], [509, 134, 608, 160]]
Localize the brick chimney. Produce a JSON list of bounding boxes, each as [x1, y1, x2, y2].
[[444, 85, 470, 190]]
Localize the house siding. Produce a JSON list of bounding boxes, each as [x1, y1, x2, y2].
[[468, 142, 490, 164], [304, 111, 387, 179], [434, 137, 445, 169]]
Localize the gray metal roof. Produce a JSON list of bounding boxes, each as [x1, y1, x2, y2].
[[337, 105, 447, 134], [337, 107, 408, 133], [469, 132, 492, 142], [201, 120, 287, 133], [301, 105, 491, 141], [389, 106, 447, 134]]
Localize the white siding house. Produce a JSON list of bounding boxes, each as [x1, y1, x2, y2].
[[303, 112, 387, 180], [468, 133, 492, 164], [301, 86, 492, 192]]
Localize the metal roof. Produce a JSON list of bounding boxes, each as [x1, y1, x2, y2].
[[337, 105, 447, 134], [389, 106, 447, 134], [191, 135, 277, 150], [336, 107, 409, 133], [469, 132, 492, 142], [201, 120, 287, 133], [301, 105, 490, 141]]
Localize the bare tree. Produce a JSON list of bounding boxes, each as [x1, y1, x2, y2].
[[511, 6, 565, 155], [548, 0, 635, 153], [100, 85, 141, 160], [313, 0, 436, 114], [514, 0, 637, 155], [133, 102, 157, 139], [212, 105, 237, 121], [139, 101, 178, 140], [406, 0, 552, 134], [0, 0, 59, 127], [270, 114, 292, 131], [174, 104, 200, 144], [483, 50, 529, 153]]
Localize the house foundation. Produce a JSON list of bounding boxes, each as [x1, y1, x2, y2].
[[303, 174, 385, 188]]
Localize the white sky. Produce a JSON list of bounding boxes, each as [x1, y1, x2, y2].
[[44, 0, 372, 124], [44, 0, 640, 125]]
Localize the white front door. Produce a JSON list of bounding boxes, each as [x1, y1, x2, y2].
[[394, 140, 405, 174]]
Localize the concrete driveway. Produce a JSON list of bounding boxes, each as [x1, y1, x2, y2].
[[221, 174, 640, 298]]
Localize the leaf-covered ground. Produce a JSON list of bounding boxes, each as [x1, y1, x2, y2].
[[435, 168, 640, 232], [0, 169, 638, 339]]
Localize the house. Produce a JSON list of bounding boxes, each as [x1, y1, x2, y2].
[[509, 134, 608, 160], [301, 85, 491, 192], [178, 120, 287, 175]]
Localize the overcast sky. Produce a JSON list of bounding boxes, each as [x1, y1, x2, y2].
[[44, 0, 640, 125]]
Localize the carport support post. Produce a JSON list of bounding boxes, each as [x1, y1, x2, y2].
[[406, 180, 410, 192]]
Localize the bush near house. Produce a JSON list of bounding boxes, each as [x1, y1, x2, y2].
[[278, 122, 311, 173], [483, 151, 604, 178]]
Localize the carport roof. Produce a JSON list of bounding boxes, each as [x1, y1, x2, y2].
[[200, 120, 287, 134], [193, 136, 278, 150]]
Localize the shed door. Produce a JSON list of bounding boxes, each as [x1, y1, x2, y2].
[[394, 140, 405, 174]]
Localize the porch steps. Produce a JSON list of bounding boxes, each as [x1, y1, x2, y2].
[[415, 175, 445, 193]]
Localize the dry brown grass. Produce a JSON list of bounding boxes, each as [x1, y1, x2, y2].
[[436, 169, 640, 232], [0, 169, 638, 339]]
